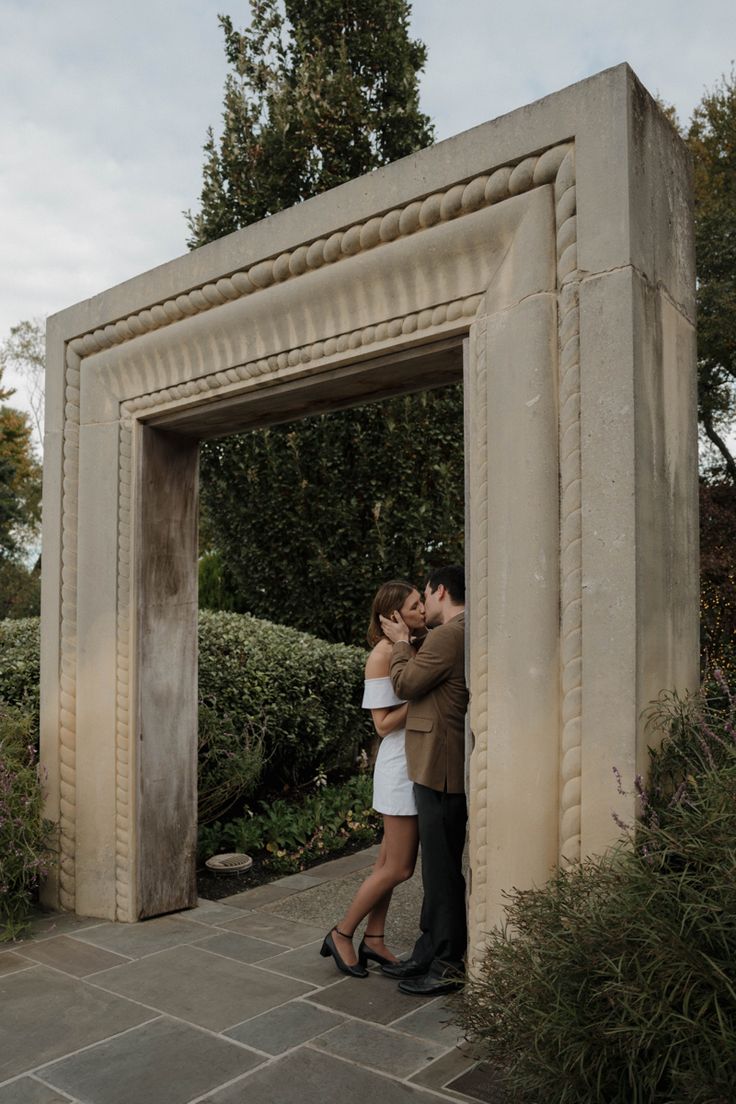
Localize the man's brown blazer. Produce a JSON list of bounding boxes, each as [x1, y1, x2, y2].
[[389, 612, 468, 794]]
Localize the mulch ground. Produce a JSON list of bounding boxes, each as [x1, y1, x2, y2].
[[196, 831, 381, 901]]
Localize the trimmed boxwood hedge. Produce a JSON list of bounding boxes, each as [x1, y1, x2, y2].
[[0, 612, 373, 805], [197, 610, 372, 790]]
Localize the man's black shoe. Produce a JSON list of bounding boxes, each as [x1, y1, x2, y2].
[[380, 959, 428, 979], [398, 972, 464, 996]]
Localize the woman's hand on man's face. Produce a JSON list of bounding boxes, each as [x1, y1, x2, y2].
[[379, 611, 411, 644]]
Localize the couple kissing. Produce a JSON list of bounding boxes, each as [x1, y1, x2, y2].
[[321, 564, 468, 996]]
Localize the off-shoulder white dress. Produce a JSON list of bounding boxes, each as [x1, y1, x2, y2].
[[362, 676, 418, 816]]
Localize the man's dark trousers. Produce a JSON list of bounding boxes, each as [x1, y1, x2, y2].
[[410, 782, 467, 975]]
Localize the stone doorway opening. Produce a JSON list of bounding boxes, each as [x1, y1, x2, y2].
[[192, 369, 467, 892]]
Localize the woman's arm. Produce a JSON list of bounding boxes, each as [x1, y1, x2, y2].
[[370, 702, 409, 739], [365, 639, 411, 740]]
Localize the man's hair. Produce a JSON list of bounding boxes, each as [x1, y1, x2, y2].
[[426, 564, 465, 605]]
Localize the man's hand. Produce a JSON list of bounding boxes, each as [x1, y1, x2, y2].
[[380, 611, 411, 644]]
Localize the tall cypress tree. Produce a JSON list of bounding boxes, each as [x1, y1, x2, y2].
[[186, 1, 434, 246], [188, 3, 466, 644]]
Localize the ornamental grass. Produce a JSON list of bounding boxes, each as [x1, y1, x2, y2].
[[0, 703, 55, 941], [458, 676, 736, 1104]]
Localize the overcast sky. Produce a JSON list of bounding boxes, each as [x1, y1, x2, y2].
[[1, 0, 735, 414]]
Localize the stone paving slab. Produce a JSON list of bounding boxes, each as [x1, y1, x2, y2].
[[263, 872, 329, 891], [259, 866, 421, 955], [224, 1000, 345, 1055], [253, 938, 347, 986], [409, 1046, 478, 1097], [172, 901, 251, 927], [41, 1017, 263, 1104], [445, 1062, 509, 1104], [305, 971, 434, 1025], [0, 952, 35, 977], [197, 1045, 458, 1104], [15, 936, 131, 978], [89, 944, 315, 1031], [214, 882, 303, 910], [3, 846, 484, 1104], [72, 915, 212, 959], [0, 1078, 77, 1103], [0, 966, 155, 1082], [391, 997, 466, 1048], [189, 930, 290, 966], [218, 912, 325, 949], [10, 912, 104, 945], [310, 1018, 448, 1078]]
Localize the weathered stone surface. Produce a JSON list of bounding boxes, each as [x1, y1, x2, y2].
[[0, 966, 152, 1081], [90, 944, 314, 1031], [41, 1017, 261, 1104], [40, 65, 697, 976]]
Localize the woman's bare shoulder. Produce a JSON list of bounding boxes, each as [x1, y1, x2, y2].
[[365, 640, 392, 678]]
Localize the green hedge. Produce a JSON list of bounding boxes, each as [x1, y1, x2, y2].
[[0, 617, 40, 727], [198, 611, 372, 791], [0, 613, 372, 813]]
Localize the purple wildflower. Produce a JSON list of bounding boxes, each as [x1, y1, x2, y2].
[[612, 766, 626, 797]]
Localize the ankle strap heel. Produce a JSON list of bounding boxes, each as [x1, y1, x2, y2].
[[358, 935, 396, 969]]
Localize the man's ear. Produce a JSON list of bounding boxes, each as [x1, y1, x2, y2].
[[436, 584, 446, 601]]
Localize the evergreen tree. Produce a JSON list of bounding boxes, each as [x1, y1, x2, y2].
[[186, 0, 433, 246], [0, 328, 43, 618], [0, 319, 45, 455], [201, 388, 464, 644], [188, 3, 467, 644], [688, 69, 736, 483], [0, 370, 41, 562]]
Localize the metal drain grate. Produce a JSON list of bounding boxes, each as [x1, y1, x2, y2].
[[205, 852, 254, 876]]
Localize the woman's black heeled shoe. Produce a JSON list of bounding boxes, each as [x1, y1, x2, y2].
[[358, 931, 397, 968], [320, 927, 368, 978]]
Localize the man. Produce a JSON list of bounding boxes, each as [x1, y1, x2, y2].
[[379, 563, 468, 995]]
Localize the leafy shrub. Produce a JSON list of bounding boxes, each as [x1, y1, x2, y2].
[[0, 703, 55, 940], [197, 702, 265, 824], [198, 611, 372, 790], [0, 616, 40, 725], [458, 683, 736, 1104], [198, 772, 380, 872], [700, 482, 736, 679], [0, 614, 371, 799], [0, 558, 41, 620]]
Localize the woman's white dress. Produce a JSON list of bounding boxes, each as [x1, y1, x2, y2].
[[362, 676, 417, 816]]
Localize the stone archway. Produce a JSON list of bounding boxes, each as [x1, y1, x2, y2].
[[40, 65, 699, 966]]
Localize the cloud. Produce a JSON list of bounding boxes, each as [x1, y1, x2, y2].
[[1, 0, 734, 350], [0, 0, 226, 335], [412, 0, 736, 138]]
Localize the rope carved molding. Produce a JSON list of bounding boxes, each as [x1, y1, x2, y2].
[[57, 141, 581, 920]]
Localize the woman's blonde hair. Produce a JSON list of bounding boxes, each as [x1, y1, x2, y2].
[[367, 579, 416, 647]]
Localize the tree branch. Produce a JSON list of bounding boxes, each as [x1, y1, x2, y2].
[[702, 411, 736, 484]]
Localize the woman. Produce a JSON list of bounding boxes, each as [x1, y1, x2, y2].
[[320, 580, 424, 978]]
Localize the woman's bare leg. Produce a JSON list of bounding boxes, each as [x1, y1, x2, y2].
[[332, 815, 418, 965]]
